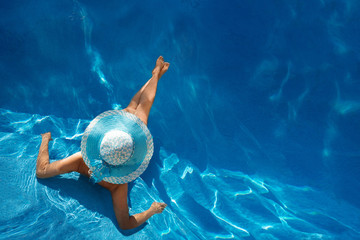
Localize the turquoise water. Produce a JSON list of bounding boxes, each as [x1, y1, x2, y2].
[[1, 0, 360, 239]]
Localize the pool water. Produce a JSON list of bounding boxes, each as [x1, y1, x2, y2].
[[1, 0, 360, 239]]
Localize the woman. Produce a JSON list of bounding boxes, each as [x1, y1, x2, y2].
[[36, 56, 170, 230]]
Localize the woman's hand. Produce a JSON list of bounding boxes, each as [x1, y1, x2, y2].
[[149, 202, 167, 214]]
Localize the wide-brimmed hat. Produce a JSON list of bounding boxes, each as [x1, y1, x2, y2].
[[81, 110, 153, 184]]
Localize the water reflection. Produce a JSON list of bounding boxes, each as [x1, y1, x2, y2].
[[0, 108, 360, 239]]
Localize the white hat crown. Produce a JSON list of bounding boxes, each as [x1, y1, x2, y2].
[[99, 130, 134, 166]]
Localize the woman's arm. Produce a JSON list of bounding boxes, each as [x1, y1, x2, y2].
[[111, 184, 167, 230]]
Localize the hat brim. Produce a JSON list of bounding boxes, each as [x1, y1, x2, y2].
[[81, 110, 153, 184]]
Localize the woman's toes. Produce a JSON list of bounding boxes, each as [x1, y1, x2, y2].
[[162, 62, 170, 71]]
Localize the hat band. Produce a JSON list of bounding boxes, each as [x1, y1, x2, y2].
[[89, 159, 111, 183]]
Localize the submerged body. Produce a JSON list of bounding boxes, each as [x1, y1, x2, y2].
[[36, 56, 169, 230]]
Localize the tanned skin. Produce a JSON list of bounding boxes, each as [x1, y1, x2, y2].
[[36, 56, 170, 230]]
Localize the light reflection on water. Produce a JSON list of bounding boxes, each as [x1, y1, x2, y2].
[[1, 0, 360, 239], [0, 108, 359, 239]]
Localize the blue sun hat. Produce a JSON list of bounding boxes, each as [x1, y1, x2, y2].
[[81, 110, 154, 184]]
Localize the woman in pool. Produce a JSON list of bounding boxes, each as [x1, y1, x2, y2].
[[35, 56, 169, 230]]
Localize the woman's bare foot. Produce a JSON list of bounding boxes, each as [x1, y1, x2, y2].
[[152, 56, 165, 76], [159, 62, 170, 78], [41, 132, 52, 142]]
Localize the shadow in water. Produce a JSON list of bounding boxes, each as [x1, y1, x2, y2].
[[37, 175, 146, 236], [140, 138, 172, 206]]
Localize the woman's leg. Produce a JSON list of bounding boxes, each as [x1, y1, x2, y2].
[[124, 56, 170, 125], [36, 132, 86, 178], [126, 56, 166, 111], [126, 79, 152, 112]]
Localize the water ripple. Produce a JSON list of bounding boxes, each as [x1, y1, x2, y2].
[[1, 108, 360, 239]]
